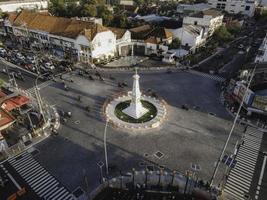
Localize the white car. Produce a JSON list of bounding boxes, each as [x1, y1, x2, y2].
[[16, 53, 25, 60], [0, 48, 7, 54], [44, 62, 55, 70]]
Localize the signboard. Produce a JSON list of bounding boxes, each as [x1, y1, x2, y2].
[[233, 82, 254, 105], [252, 95, 267, 111]]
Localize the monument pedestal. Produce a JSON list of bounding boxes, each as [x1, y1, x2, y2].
[[122, 70, 148, 119], [123, 102, 148, 119]]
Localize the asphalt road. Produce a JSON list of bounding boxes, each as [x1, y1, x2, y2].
[[26, 70, 243, 195], [0, 59, 38, 89]]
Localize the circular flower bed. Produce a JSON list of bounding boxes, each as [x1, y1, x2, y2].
[[114, 100, 157, 123]]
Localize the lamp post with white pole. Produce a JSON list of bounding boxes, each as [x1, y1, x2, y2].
[[35, 73, 49, 124], [104, 119, 109, 175]]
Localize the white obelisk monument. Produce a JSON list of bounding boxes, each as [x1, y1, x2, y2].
[[123, 69, 148, 119]]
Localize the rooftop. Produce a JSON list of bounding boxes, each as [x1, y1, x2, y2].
[[10, 10, 109, 40], [107, 27, 127, 39], [189, 9, 223, 18], [1, 95, 30, 112], [177, 3, 211, 12], [130, 25, 172, 41]]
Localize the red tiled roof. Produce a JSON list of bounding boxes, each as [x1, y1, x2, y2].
[[0, 91, 6, 98], [1, 95, 30, 112]]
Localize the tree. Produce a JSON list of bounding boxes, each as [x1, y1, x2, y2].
[[0, 8, 8, 19], [97, 5, 113, 25], [66, 2, 79, 17], [169, 38, 181, 49], [112, 14, 128, 28], [48, 0, 67, 16], [81, 4, 97, 17], [213, 25, 233, 43], [226, 21, 241, 36]]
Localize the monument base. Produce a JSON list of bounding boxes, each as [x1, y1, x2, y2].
[[123, 103, 148, 119]]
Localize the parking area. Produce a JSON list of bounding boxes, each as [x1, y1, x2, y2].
[[29, 70, 242, 193], [0, 39, 73, 80]]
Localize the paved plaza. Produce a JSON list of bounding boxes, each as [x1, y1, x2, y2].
[[28, 70, 243, 194]]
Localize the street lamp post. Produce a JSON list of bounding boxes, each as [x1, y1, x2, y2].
[[35, 73, 48, 124], [103, 119, 109, 175], [209, 62, 258, 186]]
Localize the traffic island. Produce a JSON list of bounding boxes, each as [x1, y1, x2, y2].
[[103, 70, 167, 133]]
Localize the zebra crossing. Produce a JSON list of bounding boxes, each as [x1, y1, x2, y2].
[[26, 80, 54, 96], [187, 69, 225, 82], [223, 127, 263, 200], [8, 151, 76, 200]]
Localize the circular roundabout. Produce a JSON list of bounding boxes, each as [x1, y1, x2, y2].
[[104, 93, 167, 132], [103, 71, 167, 132]]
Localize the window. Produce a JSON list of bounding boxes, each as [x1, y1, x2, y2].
[[108, 39, 112, 43], [245, 6, 250, 10], [194, 21, 198, 25], [98, 42, 101, 47], [231, 4, 235, 6]]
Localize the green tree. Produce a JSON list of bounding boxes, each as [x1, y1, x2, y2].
[[169, 38, 181, 49], [80, 0, 105, 5], [66, 2, 79, 17], [0, 8, 8, 19], [214, 25, 233, 43], [97, 5, 113, 25], [48, 0, 67, 16], [226, 22, 241, 36], [81, 4, 97, 17]]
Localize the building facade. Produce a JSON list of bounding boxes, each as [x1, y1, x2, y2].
[[167, 25, 206, 52], [183, 9, 224, 36], [4, 10, 117, 63], [208, 0, 258, 17], [255, 34, 267, 63]]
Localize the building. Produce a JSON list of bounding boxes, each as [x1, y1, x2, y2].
[[4, 10, 117, 63], [130, 25, 172, 56], [108, 27, 132, 56], [177, 3, 212, 14], [183, 9, 224, 36], [255, 34, 267, 63], [208, 0, 258, 17], [0, 0, 48, 12], [72, 17, 103, 25], [167, 25, 206, 52]]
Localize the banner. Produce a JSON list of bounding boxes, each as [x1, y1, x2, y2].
[[233, 82, 254, 105]]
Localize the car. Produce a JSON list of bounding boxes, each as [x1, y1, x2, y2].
[[0, 48, 7, 56], [26, 56, 36, 64], [44, 62, 55, 70], [40, 66, 49, 73], [16, 53, 25, 60]]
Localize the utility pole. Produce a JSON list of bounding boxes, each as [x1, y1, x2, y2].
[[210, 62, 258, 186]]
